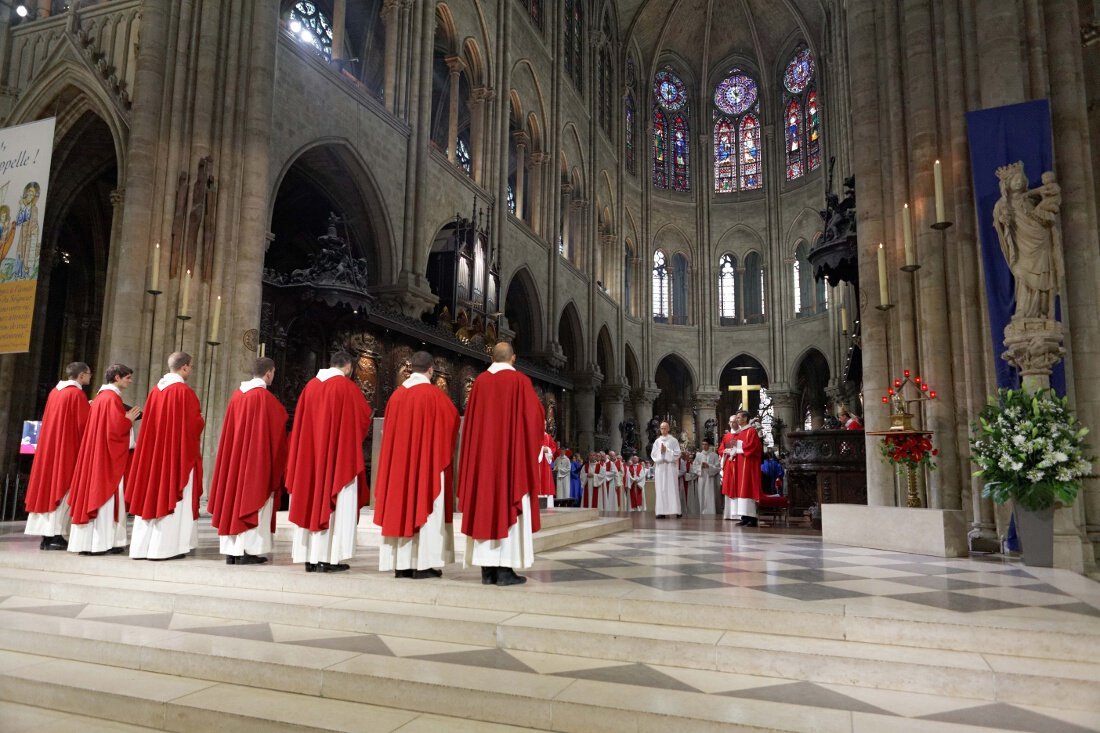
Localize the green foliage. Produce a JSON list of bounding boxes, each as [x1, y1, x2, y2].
[[970, 388, 1094, 511]]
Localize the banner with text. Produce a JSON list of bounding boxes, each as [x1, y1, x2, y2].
[[964, 100, 1065, 394], [0, 117, 56, 354]]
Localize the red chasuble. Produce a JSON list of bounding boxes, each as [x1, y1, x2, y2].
[[69, 388, 131, 524], [126, 379, 205, 521], [733, 426, 764, 502], [207, 384, 289, 537], [457, 366, 545, 541], [719, 432, 738, 500], [538, 433, 558, 496], [373, 379, 459, 538], [285, 373, 372, 532], [25, 383, 90, 514]]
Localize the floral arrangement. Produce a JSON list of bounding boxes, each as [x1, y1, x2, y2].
[[970, 388, 1094, 511], [880, 432, 938, 471]]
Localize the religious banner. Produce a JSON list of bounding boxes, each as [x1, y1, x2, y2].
[[0, 117, 56, 354], [964, 100, 1065, 393]]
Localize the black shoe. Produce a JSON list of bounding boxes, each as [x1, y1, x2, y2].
[[481, 567, 498, 585], [107, 547, 126, 555], [495, 567, 527, 586], [237, 554, 268, 565], [226, 556, 237, 565], [149, 553, 186, 561], [676, 514, 683, 519], [395, 569, 414, 578], [736, 517, 749, 526], [412, 568, 442, 579], [318, 562, 349, 573], [305, 563, 319, 572], [80, 551, 107, 556], [43, 536, 67, 550], [39, 537, 48, 550], [744, 517, 759, 527], [655, 514, 666, 519]]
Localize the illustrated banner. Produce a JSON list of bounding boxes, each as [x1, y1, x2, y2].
[[0, 117, 56, 354]]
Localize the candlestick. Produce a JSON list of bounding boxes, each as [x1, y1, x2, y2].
[[840, 306, 848, 333], [150, 243, 161, 293], [933, 160, 946, 223], [259, 342, 266, 358], [902, 204, 915, 268], [208, 295, 221, 343], [179, 269, 192, 317], [877, 243, 889, 307]]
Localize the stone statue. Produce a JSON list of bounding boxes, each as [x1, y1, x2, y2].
[[993, 162, 1064, 322]]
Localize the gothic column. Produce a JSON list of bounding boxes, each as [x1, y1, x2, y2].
[[469, 86, 493, 183], [572, 198, 589, 270], [767, 389, 800, 455], [735, 267, 746, 325], [558, 182, 573, 255], [599, 233, 613, 291], [331, 0, 346, 60], [602, 383, 628, 453], [444, 56, 464, 164], [692, 390, 721, 446], [97, 188, 127, 371], [382, 0, 400, 113], [527, 152, 545, 235], [513, 132, 528, 221], [574, 372, 603, 455], [632, 386, 662, 452]]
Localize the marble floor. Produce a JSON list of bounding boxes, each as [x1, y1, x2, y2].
[[0, 514, 1098, 733]]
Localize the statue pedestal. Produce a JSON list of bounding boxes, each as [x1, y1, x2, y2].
[[822, 504, 969, 558], [1002, 318, 1065, 380]]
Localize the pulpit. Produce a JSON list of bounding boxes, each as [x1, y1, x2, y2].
[[784, 430, 867, 522]]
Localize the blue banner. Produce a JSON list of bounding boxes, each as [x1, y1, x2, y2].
[[964, 99, 1065, 394]]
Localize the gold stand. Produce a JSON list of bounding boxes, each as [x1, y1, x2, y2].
[[906, 465, 921, 508]]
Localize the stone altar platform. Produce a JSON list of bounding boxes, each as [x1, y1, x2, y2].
[[821, 504, 970, 558]]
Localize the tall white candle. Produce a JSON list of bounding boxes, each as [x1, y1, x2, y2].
[[903, 203, 915, 267], [840, 305, 848, 333], [877, 243, 889, 306], [208, 295, 221, 342], [150, 243, 161, 292], [934, 159, 946, 223], [179, 269, 191, 317], [259, 342, 266, 358]]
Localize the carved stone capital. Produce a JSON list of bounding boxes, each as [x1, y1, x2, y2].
[[372, 273, 439, 319], [444, 55, 466, 75], [527, 151, 548, 167], [109, 188, 125, 207], [692, 389, 722, 410], [1002, 317, 1065, 378], [543, 341, 567, 369], [601, 382, 630, 403], [512, 130, 530, 149]]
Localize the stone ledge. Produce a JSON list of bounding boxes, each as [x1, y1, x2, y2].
[[821, 504, 969, 558]]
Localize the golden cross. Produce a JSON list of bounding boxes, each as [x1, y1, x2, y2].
[[727, 374, 761, 410]]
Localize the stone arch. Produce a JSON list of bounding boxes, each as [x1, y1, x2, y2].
[[653, 353, 696, 440], [717, 353, 770, 420], [791, 347, 831, 429], [557, 300, 585, 372], [503, 266, 544, 356], [715, 223, 765, 259], [268, 139, 397, 285], [624, 342, 641, 389], [596, 324, 615, 379]]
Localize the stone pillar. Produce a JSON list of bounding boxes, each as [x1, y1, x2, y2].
[[599, 233, 614, 292], [572, 198, 589, 269], [767, 389, 800, 455], [513, 131, 528, 221], [735, 266, 746, 325], [1044, 0, 1100, 573], [36, 0, 48, 18], [444, 56, 464, 164], [559, 182, 573, 255], [527, 152, 545, 235], [382, 0, 400, 113], [692, 390, 721, 446], [602, 383, 628, 453], [330, 0, 346, 60], [632, 385, 662, 452], [469, 86, 492, 183], [573, 373, 602, 455]]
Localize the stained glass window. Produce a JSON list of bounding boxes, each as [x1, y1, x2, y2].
[[672, 253, 689, 324], [714, 73, 757, 115], [793, 256, 802, 313], [713, 118, 735, 193], [625, 92, 636, 175], [785, 98, 803, 181], [507, 184, 516, 215], [784, 47, 815, 94], [740, 114, 761, 190], [456, 137, 471, 175], [713, 69, 762, 192], [652, 109, 668, 189], [516, 0, 543, 31], [672, 115, 690, 191], [652, 250, 669, 321], [653, 69, 687, 110], [718, 253, 737, 320], [289, 1, 334, 59], [782, 45, 822, 180]]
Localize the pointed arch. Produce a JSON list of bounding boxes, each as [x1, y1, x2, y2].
[[625, 342, 641, 389], [596, 325, 616, 379], [504, 266, 545, 356], [557, 300, 585, 372]]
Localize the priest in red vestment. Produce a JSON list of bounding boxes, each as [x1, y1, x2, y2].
[[68, 364, 141, 555], [24, 361, 92, 550], [729, 410, 763, 526], [457, 342, 545, 586], [127, 352, 205, 560], [373, 351, 459, 579], [286, 351, 372, 573], [538, 432, 558, 506], [208, 357, 288, 565], [839, 408, 863, 431], [719, 414, 739, 521]]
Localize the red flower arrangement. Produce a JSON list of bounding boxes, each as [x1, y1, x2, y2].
[[880, 433, 939, 471]]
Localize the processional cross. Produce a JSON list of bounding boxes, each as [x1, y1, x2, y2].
[[727, 374, 761, 411]]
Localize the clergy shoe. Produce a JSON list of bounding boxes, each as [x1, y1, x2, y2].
[[80, 551, 107, 556], [676, 514, 683, 519], [495, 567, 527, 586], [743, 517, 759, 527], [412, 568, 442, 579], [226, 556, 237, 565], [735, 517, 749, 526], [318, 562, 350, 573], [238, 554, 268, 565], [107, 547, 126, 555], [394, 569, 414, 578], [305, 563, 319, 573], [39, 537, 49, 550], [480, 567, 498, 585], [655, 514, 666, 519], [44, 536, 68, 550], [149, 553, 186, 561]]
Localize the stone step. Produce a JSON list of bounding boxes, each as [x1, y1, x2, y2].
[[271, 508, 629, 553], [1, 553, 1097, 667], [1, 576, 1098, 708], [0, 651, 550, 733], [0, 632, 1029, 733]]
